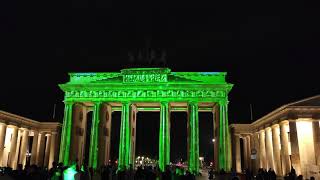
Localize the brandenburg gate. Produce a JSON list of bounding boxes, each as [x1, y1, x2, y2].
[[58, 68, 233, 173]]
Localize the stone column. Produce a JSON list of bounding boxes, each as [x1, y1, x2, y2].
[[235, 134, 241, 172], [218, 101, 231, 171], [253, 132, 260, 173], [246, 135, 251, 170], [36, 133, 46, 167], [289, 121, 301, 175], [98, 103, 112, 167], [188, 102, 199, 174], [118, 102, 131, 170], [0, 123, 7, 166], [19, 128, 29, 166], [265, 127, 274, 170], [8, 125, 18, 168], [12, 129, 22, 169], [44, 134, 51, 167], [89, 102, 101, 169], [213, 106, 220, 170], [59, 102, 73, 166], [280, 121, 290, 176], [243, 136, 248, 169], [312, 120, 320, 166], [259, 129, 267, 169], [130, 105, 137, 167], [48, 132, 57, 169], [159, 102, 171, 172], [30, 131, 39, 165], [272, 124, 281, 175]]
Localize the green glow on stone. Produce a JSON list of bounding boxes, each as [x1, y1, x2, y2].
[[58, 68, 233, 173], [159, 102, 170, 172], [188, 102, 199, 174], [89, 102, 101, 169], [60, 103, 73, 166], [118, 102, 131, 170]]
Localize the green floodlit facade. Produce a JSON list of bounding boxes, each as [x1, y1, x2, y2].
[[58, 68, 233, 174]]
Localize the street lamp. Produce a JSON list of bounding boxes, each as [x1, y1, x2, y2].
[[212, 138, 215, 143]]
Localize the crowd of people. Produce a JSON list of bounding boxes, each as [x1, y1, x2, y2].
[[0, 162, 317, 180], [0, 162, 200, 180]]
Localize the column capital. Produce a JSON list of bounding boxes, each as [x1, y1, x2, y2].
[[265, 127, 272, 131], [63, 100, 74, 105], [160, 101, 169, 105], [218, 100, 229, 106], [188, 101, 198, 104], [0, 122, 7, 126], [259, 129, 265, 133], [271, 124, 280, 129], [279, 120, 289, 125], [92, 101, 102, 105]]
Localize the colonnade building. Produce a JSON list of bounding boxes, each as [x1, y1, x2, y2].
[[230, 95, 320, 179], [0, 110, 61, 169]]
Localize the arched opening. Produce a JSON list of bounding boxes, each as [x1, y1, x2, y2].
[[199, 112, 214, 168], [170, 112, 188, 164], [83, 111, 93, 165], [110, 111, 121, 163]]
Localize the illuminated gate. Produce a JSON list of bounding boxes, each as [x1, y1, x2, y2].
[[58, 68, 233, 174]]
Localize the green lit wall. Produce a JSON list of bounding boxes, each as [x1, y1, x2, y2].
[[58, 68, 233, 173]]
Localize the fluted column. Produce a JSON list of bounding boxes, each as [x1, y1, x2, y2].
[[19, 128, 29, 166], [271, 124, 281, 174], [187, 102, 199, 174], [280, 121, 290, 176], [59, 102, 73, 166], [8, 126, 18, 168], [243, 136, 248, 169], [0, 123, 7, 166], [130, 105, 137, 167], [253, 132, 260, 174], [48, 132, 57, 169], [98, 104, 112, 167], [235, 134, 241, 172], [259, 130, 267, 169], [159, 102, 170, 172], [36, 133, 46, 167], [312, 120, 320, 166], [218, 101, 231, 171], [289, 121, 301, 175], [118, 102, 131, 170], [44, 134, 51, 167], [246, 136, 251, 170], [265, 127, 274, 170], [30, 131, 39, 165], [88, 102, 101, 169]]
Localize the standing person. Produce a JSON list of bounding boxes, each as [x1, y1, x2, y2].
[[63, 162, 77, 180], [208, 168, 214, 180]]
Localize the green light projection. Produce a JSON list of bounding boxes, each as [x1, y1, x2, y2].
[[188, 102, 199, 173], [159, 102, 170, 171], [88, 102, 101, 169], [58, 68, 233, 173]]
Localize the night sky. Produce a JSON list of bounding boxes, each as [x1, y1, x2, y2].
[[1, 1, 320, 161]]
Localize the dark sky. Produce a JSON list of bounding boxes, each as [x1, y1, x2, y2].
[[1, 0, 320, 160]]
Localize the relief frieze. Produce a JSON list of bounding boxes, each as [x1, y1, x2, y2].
[[66, 89, 225, 98]]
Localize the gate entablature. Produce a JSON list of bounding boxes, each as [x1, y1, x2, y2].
[[60, 68, 232, 102]]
